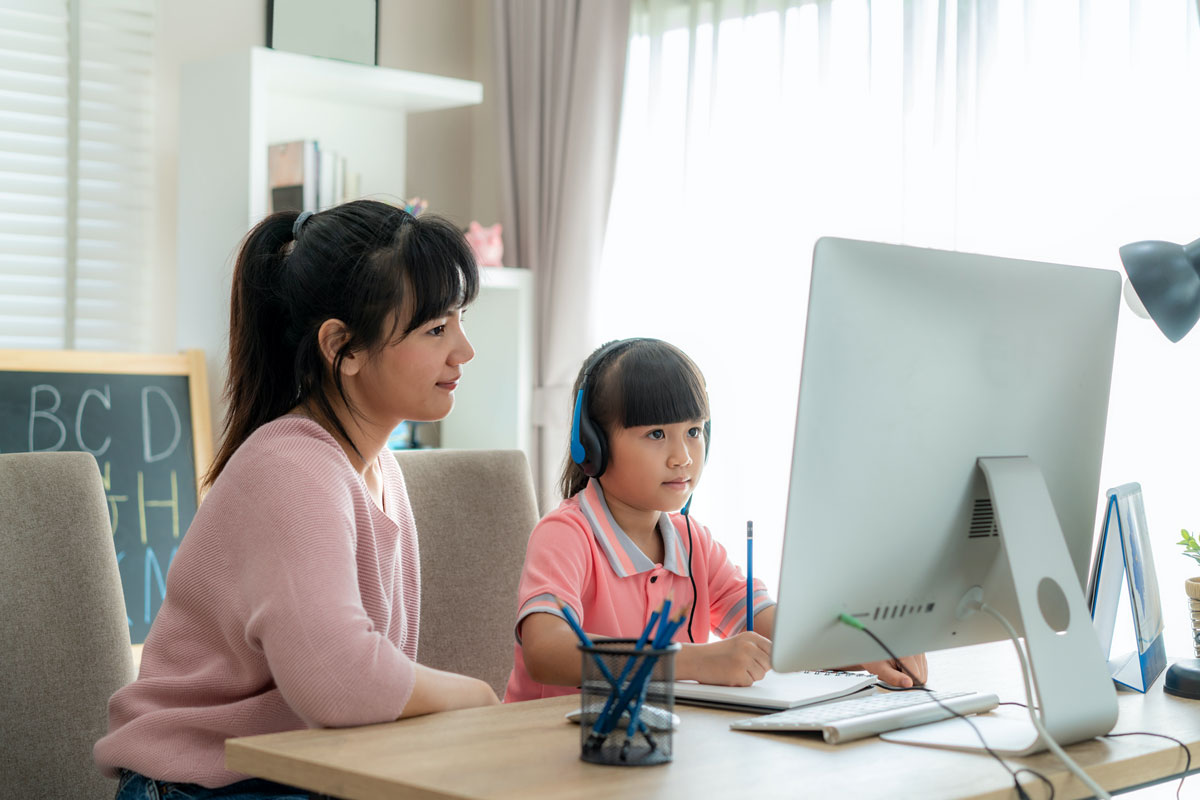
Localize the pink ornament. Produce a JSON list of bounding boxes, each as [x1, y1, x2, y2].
[[465, 221, 504, 267]]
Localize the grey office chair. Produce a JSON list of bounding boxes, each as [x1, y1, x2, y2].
[[394, 449, 538, 697], [0, 451, 135, 800]]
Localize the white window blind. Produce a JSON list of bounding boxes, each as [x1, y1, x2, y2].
[[0, 0, 154, 351]]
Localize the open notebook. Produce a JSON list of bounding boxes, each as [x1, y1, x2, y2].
[[673, 670, 877, 712]]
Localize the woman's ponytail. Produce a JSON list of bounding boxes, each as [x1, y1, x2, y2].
[[204, 212, 301, 487]]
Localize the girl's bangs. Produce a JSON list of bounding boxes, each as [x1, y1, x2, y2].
[[619, 348, 709, 428]]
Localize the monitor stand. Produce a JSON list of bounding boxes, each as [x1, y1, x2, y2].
[[881, 456, 1119, 756]]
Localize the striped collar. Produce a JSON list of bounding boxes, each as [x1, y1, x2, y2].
[[577, 481, 690, 578]]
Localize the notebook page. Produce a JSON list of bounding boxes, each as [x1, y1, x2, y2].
[[673, 670, 877, 711]]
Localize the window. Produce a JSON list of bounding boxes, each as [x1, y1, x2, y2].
[[0, 0, 155, 351], [600, 0, 1200, 635]]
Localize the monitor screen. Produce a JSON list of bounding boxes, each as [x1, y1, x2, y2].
[[772, 237, 1121, 676]]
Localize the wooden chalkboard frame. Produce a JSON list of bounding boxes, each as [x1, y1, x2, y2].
[[0, 348, 213, 502]]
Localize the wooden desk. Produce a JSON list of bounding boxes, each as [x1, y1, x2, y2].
[[226, 643, 1200, 799]]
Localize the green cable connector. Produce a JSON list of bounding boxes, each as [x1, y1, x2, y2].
[[837, 612, 865, 630]]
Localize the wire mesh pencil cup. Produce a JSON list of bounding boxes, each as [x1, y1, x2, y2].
[[578, 638, 679, 766]]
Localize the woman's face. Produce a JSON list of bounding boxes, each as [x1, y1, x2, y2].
[[350, 306, 475, 426]]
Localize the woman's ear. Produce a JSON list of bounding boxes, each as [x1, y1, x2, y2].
[[316, 319, 362, 376]]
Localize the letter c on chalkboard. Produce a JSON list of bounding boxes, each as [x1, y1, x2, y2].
[[76, 385, 113, 457]]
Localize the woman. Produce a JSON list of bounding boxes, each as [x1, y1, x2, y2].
[[96, 201, 499, 798]]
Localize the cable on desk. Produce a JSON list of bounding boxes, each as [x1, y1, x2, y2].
[[1004, 701, 1191, 800], [1102, 732, 1191, 800], [837, 614, 1056, 800], [975, 602, 1112, 800]]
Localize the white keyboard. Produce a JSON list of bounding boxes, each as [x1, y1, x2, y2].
[[730, 689, 999, 744]]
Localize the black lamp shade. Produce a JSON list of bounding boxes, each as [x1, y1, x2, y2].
[[1119, 237, 1200, 343]]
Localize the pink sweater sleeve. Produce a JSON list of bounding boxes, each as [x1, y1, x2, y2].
[[226, 447, 416, 727]]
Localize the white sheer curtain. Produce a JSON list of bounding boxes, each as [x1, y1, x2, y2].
[[599, 0, 1200, 653]]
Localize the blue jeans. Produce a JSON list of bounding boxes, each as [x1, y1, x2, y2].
[[115, 769, 331, 800]]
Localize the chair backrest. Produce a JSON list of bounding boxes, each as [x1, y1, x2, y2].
[[0, 451, 134, 800], [394, 449, 538, 697]]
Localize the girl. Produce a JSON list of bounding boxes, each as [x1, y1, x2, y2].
[[505, 338, 926, 702], [96, 201, 499, 799]]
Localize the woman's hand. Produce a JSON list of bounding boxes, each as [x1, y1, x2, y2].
[[675, 631, 772, 686], [860, 654, 928, 688]]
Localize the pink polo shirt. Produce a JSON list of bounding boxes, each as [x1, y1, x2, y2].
[[504, 481, 773, 702]]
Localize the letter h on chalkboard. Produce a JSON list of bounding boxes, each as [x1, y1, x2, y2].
[[0, 350, 212, 644]]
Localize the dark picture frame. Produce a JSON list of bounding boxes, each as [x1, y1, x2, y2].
[[267, 0, 379, 67]]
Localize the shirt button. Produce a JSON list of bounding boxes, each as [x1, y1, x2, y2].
[[650, 575, 658, 583]]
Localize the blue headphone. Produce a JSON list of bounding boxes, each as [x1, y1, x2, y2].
[[569, 338, 711, 482]]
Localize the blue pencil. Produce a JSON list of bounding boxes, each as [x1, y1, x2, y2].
[[746, 521, 754, 633], [555, 597, 619, 688], [608, 609, 687, 729], [603, 607, 688, 735], [595, 605, 664, 732], [620, 607, 668, 746], [558, 597, 658, 742]]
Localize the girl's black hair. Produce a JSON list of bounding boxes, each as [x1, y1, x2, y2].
[[206, 199, 479, 487], [558, 338, 710, 499]]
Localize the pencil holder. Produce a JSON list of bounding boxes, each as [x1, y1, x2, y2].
[[1186, 578, 1200, 657], [577, 638, 680, 767]]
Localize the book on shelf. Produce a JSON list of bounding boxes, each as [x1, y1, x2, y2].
[[269, 139, 355, 212], [267, 139, 318, 213], [318, 145, 349, 210], [673, 669, 876, 712]]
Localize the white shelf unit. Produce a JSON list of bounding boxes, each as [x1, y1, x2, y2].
[[438, 267, 534, 463], [176, 46, 483, 448]]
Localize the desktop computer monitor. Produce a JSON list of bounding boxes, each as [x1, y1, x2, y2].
[[771, 237, 1121, 753]]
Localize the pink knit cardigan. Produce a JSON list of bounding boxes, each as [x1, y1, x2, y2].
[[95, 416, 420, 787]]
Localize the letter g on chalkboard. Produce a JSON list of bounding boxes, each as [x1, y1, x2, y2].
[[0, 350, 212, 644]]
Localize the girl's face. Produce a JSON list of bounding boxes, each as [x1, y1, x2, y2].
[[601, 419, 707, 513], [349, 306, 475, 426]]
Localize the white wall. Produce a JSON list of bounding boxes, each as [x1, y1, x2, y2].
[[151, 0, 500, 351], [151, 0, 264, 353], [378, 0, 502, 230]]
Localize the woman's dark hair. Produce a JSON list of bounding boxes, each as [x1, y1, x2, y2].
[[558, 338, 710, 499], [205, 199, 479, 487]]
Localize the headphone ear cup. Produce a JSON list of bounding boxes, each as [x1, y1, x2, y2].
[[576, 409, 609, 478], [591, 421, 609, 478]]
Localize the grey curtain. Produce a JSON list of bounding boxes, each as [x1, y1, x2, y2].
[[493, 0, 632, 507]]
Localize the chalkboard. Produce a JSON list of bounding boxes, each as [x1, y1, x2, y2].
[[0, 349, 212, 644]]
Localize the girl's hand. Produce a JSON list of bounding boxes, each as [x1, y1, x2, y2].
[[676, 631, 772, 686], [860, 654, 928, 688]]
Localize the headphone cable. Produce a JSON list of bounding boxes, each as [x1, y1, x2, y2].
[[684, 508, 697, 643]]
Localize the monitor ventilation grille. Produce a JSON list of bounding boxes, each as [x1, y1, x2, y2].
[[969, 498, 998, 538], [869, 602, 935, 621]]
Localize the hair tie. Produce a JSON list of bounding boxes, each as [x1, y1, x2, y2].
[[292, 210, 314, 239]]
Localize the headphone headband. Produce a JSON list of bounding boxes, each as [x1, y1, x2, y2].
[[569, 339, 640, 478]]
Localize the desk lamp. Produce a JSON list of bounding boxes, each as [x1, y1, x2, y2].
[[1119, 234, 1200, 699]]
